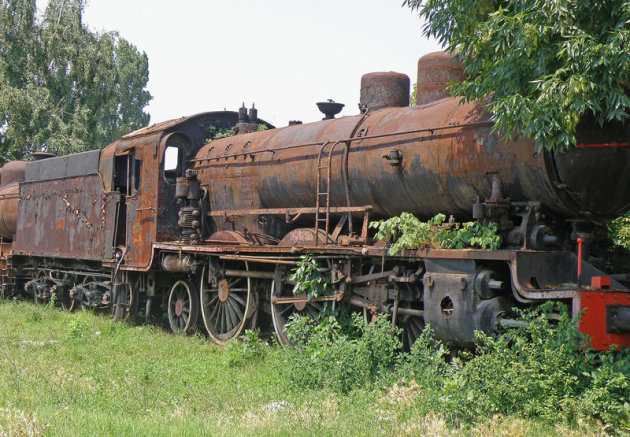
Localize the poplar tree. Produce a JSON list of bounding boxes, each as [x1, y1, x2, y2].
[[0, 0, 151, 163]]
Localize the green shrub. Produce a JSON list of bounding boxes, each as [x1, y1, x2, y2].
[[609, 212, 630, 250], [225, 329, 268, 367], [284, 314, 401, 393], [397, 303, 630, 432]]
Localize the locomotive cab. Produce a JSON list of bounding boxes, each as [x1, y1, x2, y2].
[[99, 111, 274, 270]]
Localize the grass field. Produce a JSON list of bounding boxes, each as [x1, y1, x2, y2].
[[0, 301, 618, 436]]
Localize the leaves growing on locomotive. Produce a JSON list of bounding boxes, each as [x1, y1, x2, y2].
[[370, 213, 502, 254], [289, 254, 331, 300]]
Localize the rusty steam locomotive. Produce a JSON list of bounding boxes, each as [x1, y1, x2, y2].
[[1, 51, 629, 349]]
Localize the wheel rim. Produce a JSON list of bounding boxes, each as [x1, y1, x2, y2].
[[200, 261, 251, 344], [394, 284, 425, 350], [168, 280, 199, 335], [112, 282, 135, 322], [270, 279, 325, 345]]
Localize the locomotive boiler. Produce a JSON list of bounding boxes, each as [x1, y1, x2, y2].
[[1, 51, 629, 350]]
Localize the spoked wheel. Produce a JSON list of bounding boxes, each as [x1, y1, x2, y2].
[[112, 282, 138, 322], [168, 280, 199, 335], [270, 278, 328, 345], [200, 261, 252, 344], [392, 284, 425, 350], [400, 312, 425, 350]]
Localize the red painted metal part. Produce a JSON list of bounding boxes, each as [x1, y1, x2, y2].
[[576, 142, 629, 149], [580, 291, 630, 350], [591, 276, 611, 289], [577, 237, 584, 286]]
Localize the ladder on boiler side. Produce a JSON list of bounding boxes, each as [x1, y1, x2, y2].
[[314, 141, 350, 246]]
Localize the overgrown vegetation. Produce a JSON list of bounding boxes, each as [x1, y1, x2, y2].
[[203, 123, 268, 144], [370, 212, 501, 254], [284, 314, 402, 394], [203, 122, 235, 143], [609, 211, 630, 251], [282, 303, 630, 433], [0, 301, 628, 435], [289, 254, 331, 299], [404, 0, 630, 152]]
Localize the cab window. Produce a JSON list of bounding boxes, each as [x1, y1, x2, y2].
[[163, 146, 181, 184]]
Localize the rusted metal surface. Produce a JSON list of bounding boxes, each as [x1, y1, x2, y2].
[[360, 72, 410, 111], [208, 205, 371, 220], [96, 111, 276, 270], [0, 184, 20, 239], [193, 96, 630, 245], [0, 161, 26, 187], [0, 241, 11, 277], [0, 161, 26, 240], [219, 255, 299, 265], [278, 228, 336, 246], [14, 173, 106, 260], [272, 291, 344, 304], [416, 51, 464, 105]]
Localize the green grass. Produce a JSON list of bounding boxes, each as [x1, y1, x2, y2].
[[0, 301, 614, 436]]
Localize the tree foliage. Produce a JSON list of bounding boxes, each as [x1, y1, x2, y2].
[[609, 212, 630, 250], [404, 0, 630, 152], [0, 0, 151, 163]]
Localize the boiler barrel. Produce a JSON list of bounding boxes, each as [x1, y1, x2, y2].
[[196, 98, 630, 225], [0, 160, 26, 240], [0, 184, 20, 239], [254, 100, 559, 219]]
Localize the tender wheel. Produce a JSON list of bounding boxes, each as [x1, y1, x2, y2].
[[168, 280, 199, 334], [28, 270, 53, 304], [58, 284, 75, 311], [112, 282, 138, 322], [68, 276, 92, 311], [200, 261, 252, 344], [270, 278, 327, 345]]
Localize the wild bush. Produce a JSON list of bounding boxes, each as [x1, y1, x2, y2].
[[284, 314, 401, 393], [398, 303, 630, 432], [225, 329, 268, 367]]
